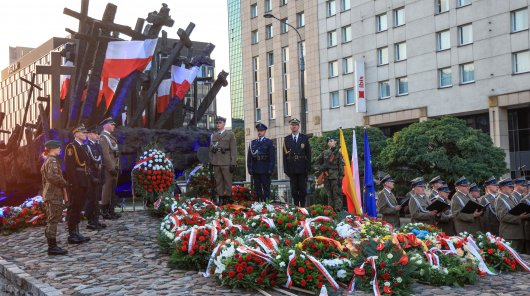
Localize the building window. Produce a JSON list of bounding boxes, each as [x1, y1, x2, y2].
[[296, 12, 305, 27], [377, 47, 389, 65], [393, 7, 405, 27], [326, 0, 336, 17], [327, 30, 337, 47], [458, 24, 473, 45], [265, 24, 273, 39], [376, 13, 388, 32], [436, 0, 449, 14], [284, 101, 291, 116], [280, 19, 289, 33], [437, 30, 450, 51], [379, 81, 390, 99], [396, 77, 408, 96], [282, 47, 290, 115], [345, 88, 355, 105], [251, 30, 259, 44], [460, 63, 475, 84], [341, 0, 351, 11], [269, 105, 276, 119], [280, 0, 287, 6], [256, 108, 262, 121], [264, 0, 272, 12], [343, 57, 353, 74], [395, 42, 407, 61], [330, 91, 340, 108], [250, 3, 258, 18], [341, 25, 352, 43], [512, 8, 529, 32], [438, 67, 452, 88], [457, 0, 471, 7], [329, 61, 338, 77], [513, 51, 530, 74]]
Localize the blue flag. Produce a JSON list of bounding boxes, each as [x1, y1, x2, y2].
[[363, 129, 377, 217]]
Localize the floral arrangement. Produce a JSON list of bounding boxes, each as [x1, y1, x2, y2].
[[169, 225, 217, 269], [132, 145, 175, 204], [413, 251, 480, 287], [305, 204, 337, 219], [358, 217, 391, 239], [1, 196, 46, 235], [474, 232, 524, 272], [185, 165, 215, 199], [231, 185, 255, 202]]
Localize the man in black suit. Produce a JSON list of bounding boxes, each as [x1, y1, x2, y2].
[[283, 118, 311, 207]]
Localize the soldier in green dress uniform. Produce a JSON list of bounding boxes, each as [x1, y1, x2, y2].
[[479, 177, 500, 236], [376, 174, 401, 228], [429, 176, 445, 202], [433, 184, 455, 235], [495, 178, 528, 253], [408, 177, 437, 225], [451, 176, 483, 235], [315, 136, 344, 212], [209, 116, 237, 204]]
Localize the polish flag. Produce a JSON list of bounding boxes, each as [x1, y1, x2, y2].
[[157, 79, 171, 114], [100, 39, 157, 108], [97, 77, 120, 108], [171, 65, 200, 101], [60, 61, 74, 101]]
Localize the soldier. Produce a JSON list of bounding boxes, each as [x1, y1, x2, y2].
[[429, 176, 445, 202], [315, 136, 344, 212], [512, 177, 527, 203], [247, 123, 276, 202], [433, 184, 455, 236], [521, 183, 530, 254], [479, 177, 500, 236], [209, 116, 237, 204], [65, 125, 91, 244], [408, 177, 437, 225], [41, 140, 69, 255], [283, 118, 311, 207], [451, 176, 482, 235], [495, 178, 528, 253], [85, 126, 106, 230], [469, 183, 481, 199], [376, 174, 401, 228], [99, 117, 121, 219]]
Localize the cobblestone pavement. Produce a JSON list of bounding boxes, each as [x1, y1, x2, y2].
[[1, 211, 530, 295]]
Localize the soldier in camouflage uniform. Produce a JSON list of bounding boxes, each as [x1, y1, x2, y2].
[[41, 140, 69, 255], [315, 136, 344, 212]]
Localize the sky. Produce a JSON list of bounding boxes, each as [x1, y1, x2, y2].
[[0, 0, 232, 126]]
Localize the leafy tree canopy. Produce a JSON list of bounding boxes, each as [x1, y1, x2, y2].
[[380, 116, 508, 188]]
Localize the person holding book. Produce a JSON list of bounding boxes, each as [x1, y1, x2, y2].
[[480, 177, 500, 236], [469, 183, 481, 199], [451, 176, 483, 235], [433, 184, 455, 235], [408, 177, 437, 225], [429, 176, 445, 202], [512, 177, 527, 203], [376, 174, 401, 228], [495, 178, 528, 253]]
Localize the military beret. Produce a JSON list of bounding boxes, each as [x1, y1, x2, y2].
[[72, 124, 87, 134], [411, 177, 426, 188], [44, 140, 62, 149], [437, 184, 451, 193], [483, 176, 498, 187], [289, 118, 301, 125], [498, 178, 514, 187], [215, 116, 226, 123], [455, 176, 470, 187], [381, 174, 394, 184], [327, 135, 337, 142], [255, 123, 267, 130], [469, 183, 480, 192], [514, 177, 527, 185], [429, 176, 445, 185], [87, 125, 99, 133], [99, 117, 116, 126]]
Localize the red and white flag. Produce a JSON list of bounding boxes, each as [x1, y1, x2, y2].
[[171, 65, 200, 100], [157, 79, 171, 114], [60, 61, 74, 101], [100, 39, 157, 108], [97, 77, 120, 108]]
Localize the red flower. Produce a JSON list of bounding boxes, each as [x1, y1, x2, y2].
[[300, 279, 307, 287], [256, 278, 263, 284], [376, 243, 385, 251], [228, 271, 236, 278], [380, 261, 386, 269], [382, 273, 391, 280], [287, 223, 293, 228], [383, 286, 392, 294], [298, 267, 305, 273], [189, 250, 195, 255], [354, 267, 365, 276], [246, 266, 254, 274], [277, 219, 283, 224], [246, 254, 252, 261], [236, 266, 244, 273], [399, 255, 409, 266], [317, 282, 323, 289], [487, 248, 494, 255], [237, 273, 244, 280]]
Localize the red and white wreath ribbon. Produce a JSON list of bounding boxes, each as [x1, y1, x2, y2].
[[488, 234, 530, 272], [188, 227, 198, 252], [305, 253, 340, 291], [298, 208, 309, 216], [284, 250, 297, 288], [259, 216, 276, 229], [424, 250, 440, 267], [202, 238, 240, 278], [464, 236, 496, 275], [236, 245, 273, 264], [298, 216, 334, 238], [348, 256, 382, 295], [154, 196, 163, 209], [250, 236, 279, 255]]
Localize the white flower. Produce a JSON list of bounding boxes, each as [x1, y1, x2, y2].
[[143, 151, 147, 155], [387, 253, 393, 259], [276, 255, 282, 260], [420, 269, 425, 276], [337, 270, 347, 279], [279, 262, 286, 268], [384, 281, 391, 287], [442, 268, 448, 274], [396, 277, 402, 283]]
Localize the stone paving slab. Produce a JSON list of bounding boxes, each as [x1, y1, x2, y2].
[[0, 211, 529, 295]]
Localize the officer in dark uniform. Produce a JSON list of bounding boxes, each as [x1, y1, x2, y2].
[[85, 126, 106, 230], [247, 123, 276, 202], [65, 125, 91, 244], [283, 118, 311, 207]]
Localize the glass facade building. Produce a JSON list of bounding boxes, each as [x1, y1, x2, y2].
[[227, 0, 244, 128]]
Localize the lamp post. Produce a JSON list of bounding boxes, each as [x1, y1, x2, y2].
[[264, 13, 306, 134]]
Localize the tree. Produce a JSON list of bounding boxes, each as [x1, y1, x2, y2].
[[308, 127, 388, 175], [380, 116, 508, 191], [233, 127, 247, 181]]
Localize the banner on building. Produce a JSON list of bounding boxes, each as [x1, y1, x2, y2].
[[354, 60, 366, 113]]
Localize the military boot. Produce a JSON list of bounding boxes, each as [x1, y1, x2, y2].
[[76, 225, 91, 242], [100, 205, 113, 220], [93, 204, 107, 228], [108, 204, 121, 220], [67, 229, 83, 244], [47, 238, 68, 255]]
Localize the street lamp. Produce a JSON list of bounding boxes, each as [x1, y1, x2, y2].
[[263, 13, 306, 134]]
